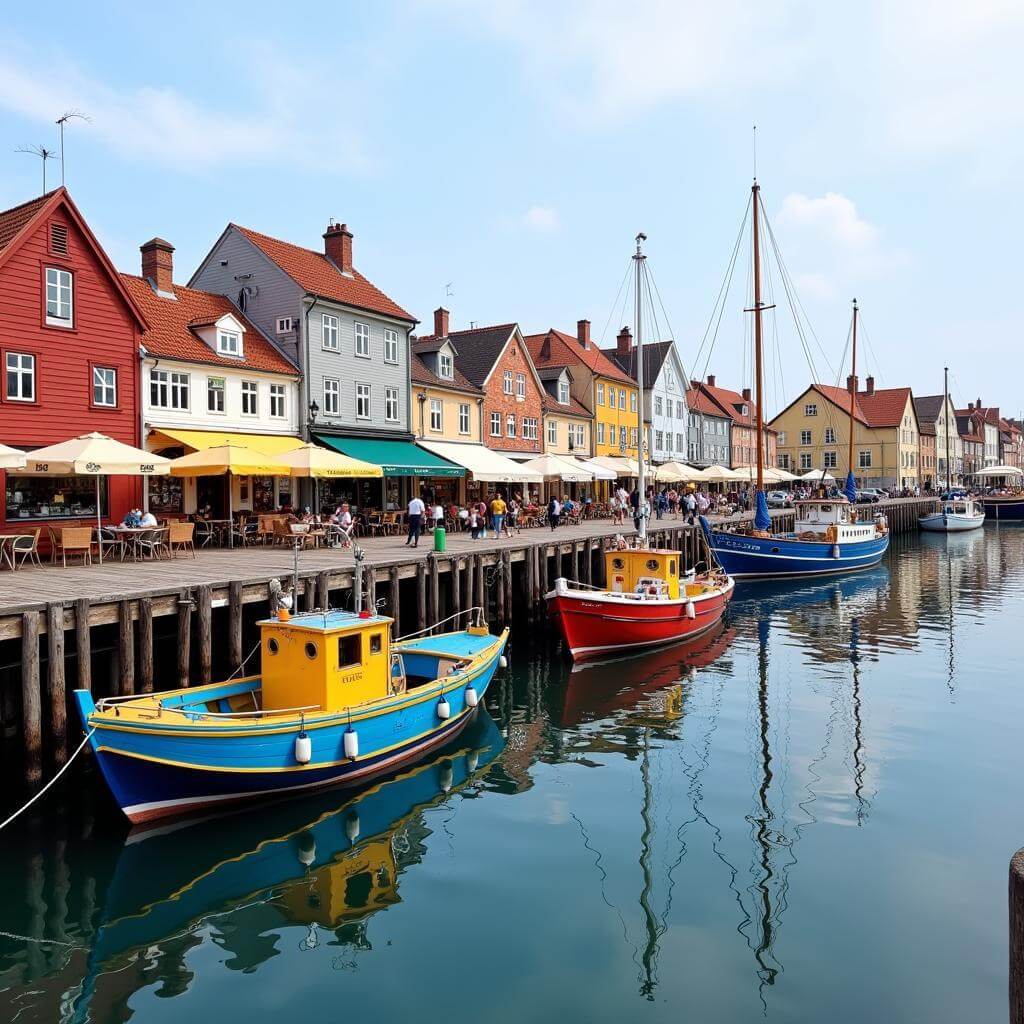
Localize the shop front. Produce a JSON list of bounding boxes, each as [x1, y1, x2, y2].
[[417, 440, 543, 505]]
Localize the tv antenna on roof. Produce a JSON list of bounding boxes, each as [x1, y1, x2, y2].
[[16, 144, 56, 193], [56, 110, 91, 186]]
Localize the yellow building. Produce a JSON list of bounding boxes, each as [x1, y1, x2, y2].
[[525, 321, 639, 462], [770, 377, 921, 490]]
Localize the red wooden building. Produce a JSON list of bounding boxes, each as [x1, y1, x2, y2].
[[0, 188, 148, 531]]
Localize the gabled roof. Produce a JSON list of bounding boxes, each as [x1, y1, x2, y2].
[[409, 339, 482, 394], [956, 414, 985, 442], [0, 187, 148, 330], [417, 323, 519, 389], [228, 223, 414, 323], [955, 403, 1001, 427], [685, 386, 732, 419], [541, 391, 591, 418], [120, 274, 297, 375], [699, 380, 759, 428], [913, 394, 947, 426], [608, 340, 674, 387], [524, 328, 636, 386], [536, 365, 570, 382], [772, 382, 916, 430]]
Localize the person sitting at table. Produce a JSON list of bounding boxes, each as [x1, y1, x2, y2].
[[139, 509, 158, 527], [122, 509, 142, 528], [328, 504, 353, 548]]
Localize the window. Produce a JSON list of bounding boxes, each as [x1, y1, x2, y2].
[[384, 328, 399, 364], [522, 417, 538, 441], [824, 427, 836, 444], [323, 378, 340, 415], [777, 431, 786, 446], [597, 422, 605, 444], [547, 419, 558, 445], [800, 452, 812, 470], [503, 370, 513, 394], [630, 392, 637, 412], [207, 376, 225, 413], [677, 433, 685, 451], [356, 383, 371, 419], [88, 365, 117, 407], [429, 398, 443, 431], [355, 322, 370, 357], [276, 317, 295, 334], [322, 313, 339, 350], [516, 373, 526, 399], [597, 383, 605, 405], [804, 403, 818, 416], [630, 427, 638, 447], [558, 381, 570, 404], [150, 369, 189, 410], [778, 453, 791, 469], [49, 222, 69, 256], [574, 424, 585, 448], [665, 432, 673, 452], [656, 430, 664, 449], [385, 387, 399, 423], [338, 633, 361, 669], [677, 400, 685, 419], [5, 352, 35, 401], [506, 413, 516, 438], [270, 383, 286, 418], [459, 403, 471, 434], [619, 389, 626, 410], [823, 451, 837, 468], [490, 412, 501, 436], [45, 267, 73, 326], [655, 397, 663, 416], [665, 368, 674, 390], [241, 380, 258, 416], [619, 425, 627, 448], [217, 330, 241, 357], [439, 352, 453, 379], [800, 429, 812, 445]]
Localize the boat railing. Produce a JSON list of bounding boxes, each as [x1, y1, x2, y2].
[[396, 606, 486, 642], [94, 693, 322, 721]]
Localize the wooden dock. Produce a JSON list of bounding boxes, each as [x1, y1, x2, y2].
[[1, 497, 936, 787]]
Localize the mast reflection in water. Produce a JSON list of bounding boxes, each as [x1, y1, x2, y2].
[[2, 527, 1023, 1024]]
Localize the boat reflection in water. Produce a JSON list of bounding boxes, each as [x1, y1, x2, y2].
[[68, 712, 504, 1023]]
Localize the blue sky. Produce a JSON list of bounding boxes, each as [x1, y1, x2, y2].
[[2, 1, 1021, 418]]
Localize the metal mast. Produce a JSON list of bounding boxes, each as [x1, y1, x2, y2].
[[634, 233, 647, 541], [944, 366, 951, 491], [849, 299, 858, 483]]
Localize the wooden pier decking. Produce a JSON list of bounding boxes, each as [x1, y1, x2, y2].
[[2, 497, 936, 786]]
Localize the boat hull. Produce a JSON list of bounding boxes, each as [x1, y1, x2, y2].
[[704, 528, 889, 579], [919, 511, 985, 532], [984, 498, 1024, 521], [546, 576, 734, 659]]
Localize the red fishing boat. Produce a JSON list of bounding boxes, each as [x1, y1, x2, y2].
[[546, 233, 734, 660]]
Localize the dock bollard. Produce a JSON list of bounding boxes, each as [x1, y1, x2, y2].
[[1010, 848, 1024, 1024]]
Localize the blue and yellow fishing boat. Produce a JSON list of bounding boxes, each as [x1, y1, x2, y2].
[[74, 608, 508, 824]]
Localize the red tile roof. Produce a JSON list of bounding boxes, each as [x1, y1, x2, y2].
[[409, 346, 482, 394], [120, 274, 297, 375], [857, 387, 915, 427], [525, 329, 636, 386], [232, 224, 414, 323], [542, 392, 592, 418], [0, 191, 55, 252], [696, 380, 768, 429], [685, 387, 731, 418]]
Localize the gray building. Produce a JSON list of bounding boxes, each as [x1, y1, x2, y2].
[[685, 382, 732, 467]]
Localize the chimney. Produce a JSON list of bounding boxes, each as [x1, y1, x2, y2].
[[706, 374, 716, 387], [847, 374, 859, 394], [690, 379, 700, 390], [977, 397, 982, 409], [433, 307, 450, 338], [140, 238, 174, 295], [323, 220, 353, 273], [865, 375, 875, 396], [742, 387, 752, 402], [616, 326, 632, 355], [577, 318, 591, 349]]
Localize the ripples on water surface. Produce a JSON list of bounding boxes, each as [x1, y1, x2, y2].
[[2, 527, 1023, 1023]]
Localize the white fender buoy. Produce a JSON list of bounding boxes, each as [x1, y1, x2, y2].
[[437, 697, 451, 720], [467, 750, 479, 773], [831, 544, 841, 559], [343, 727, 359, 760], [465, 685, 479, 708], [440, 762, 454, 793], [499, 655, 508, 669], [294, 731, 312, 765], [345, 811, 360, 842], [297, 833, 316, 866], [685, 600, 696, 620]]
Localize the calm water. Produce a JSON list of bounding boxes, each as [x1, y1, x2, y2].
[[2, 527, 1023, 1023]]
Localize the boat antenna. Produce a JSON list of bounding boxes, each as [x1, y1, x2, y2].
[[944, 366, 951, 492], [634, 232, 647, 542]]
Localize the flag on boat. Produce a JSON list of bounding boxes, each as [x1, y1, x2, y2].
[[844, 470, 857, 504], [754, 490, 771, 530]]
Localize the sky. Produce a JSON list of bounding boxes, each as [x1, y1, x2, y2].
[[1, 0, 1022, 419]]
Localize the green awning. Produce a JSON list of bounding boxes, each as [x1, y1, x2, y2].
[[314, 435, 464, 477]]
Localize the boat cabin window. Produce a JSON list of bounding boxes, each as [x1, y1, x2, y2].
[[305, 641, 318, 661], [338, 633, 362, 669], [370, 633, 382, 655], [645, 558, 660, 572], [668, 559, 676, 575], [612, 557, 626, 571], [267, 637, 279, 655]]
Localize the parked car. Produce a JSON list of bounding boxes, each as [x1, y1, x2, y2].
[[766, 490, 792, 508], [855, 488, 885, 504]]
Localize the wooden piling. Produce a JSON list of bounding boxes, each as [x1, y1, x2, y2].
[[229, 581, 244, 668], [389, 566, 401, 633], [503, 550, 513, 622], [118, 600, 135, 696], [428, 557, 440, 630], [451, 557, 461, 623], [139, 597, 154, 693], [22, 610, 41, 787], [177, 591, 192, 688], [46, 603, 67, 768], [475, 555, 485, 620], [583, 538, 593, 585], [463, 552, 474, 613], [197, 585, 212, 686], [74, 598, 90, 692], [316, 570, 330, 612], [496, 553, 506, 624], [416, 562, 427, 633]]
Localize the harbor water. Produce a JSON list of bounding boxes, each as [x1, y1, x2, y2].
[[1, 526, 1022, 1022]]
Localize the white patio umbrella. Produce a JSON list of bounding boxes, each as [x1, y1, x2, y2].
[[696, 464, 745, 483], [729, 465, 786, 484], [0, 443, 26, 470], [974, 465, 1023, 479], [521, 453, 595, 482], [20, 432, 171, 562], [653, 460, 702, 483], [800, 468, 836, 482], [772, 467, 799, 482]]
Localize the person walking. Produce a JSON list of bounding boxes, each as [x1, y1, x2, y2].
[[490, 493, 507, 539], [685, 489, 697, 525], [548, 495, 561, 530], [406, 493, 425, 547]]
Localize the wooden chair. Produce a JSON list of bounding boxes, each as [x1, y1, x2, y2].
[[169, 521, 196, 558], [10, 528, 42, 569], [59, 527, 93, 567], [272, 519, 293, 547]]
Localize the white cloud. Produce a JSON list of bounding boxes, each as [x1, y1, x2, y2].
[[522, 205, 559, 231]]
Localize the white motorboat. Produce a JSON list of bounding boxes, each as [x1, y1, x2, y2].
[[919, 497, 985, 532]]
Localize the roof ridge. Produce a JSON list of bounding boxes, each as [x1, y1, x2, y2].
[[0, 188, 61, 219]]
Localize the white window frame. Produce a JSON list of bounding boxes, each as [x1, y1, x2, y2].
[[859, 450, 872, 468], [276, 317, 295, 334], [356, 382, 371, 420], [800, 429, 812, 446], [547, 419, 558, 445], [516, 372, 526, 399], [800, 452, 812, 470], [823, 451, 837, 468], [597, 422, 605, 445], [207, 376, 225, 414], [804, 403, 818, 416], [383, 328, 399, 365], [323, 377, 340, 416], [269, 383, 286, 419], [150, 368, 190, 411], [439, 353, 453, 379], [655, 396, 663, 416], [92, 366, 117, 408], [597, 383, 605, 405], [824, 427, 836, 444], [429, 398, 443, 432], [490, 411, 501, 436], [619, 389, 626, 410], [217, 330, 242, 358], [458, 403, 471, 435], [503, 370, 513, 395], [45, 267, 73, 327], [384, 386, 399, 423], [322, 313, 340, 351], [354, 322, 370, 358], [6, 352, 36, 402], [241, 380, 258, 417], [630, 392, 637, 413], [506, 413, 516, 438], [558, 381, 570, 405]]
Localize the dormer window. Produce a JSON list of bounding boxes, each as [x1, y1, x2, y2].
[[217, 330, 242, 357], [742, 404, 749, 416], [439, 352, 453, 379], [558, 381, 570, 404]]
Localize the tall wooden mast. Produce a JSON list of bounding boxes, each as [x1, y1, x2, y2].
[[634, 232, 647, 541], [944, 365, 951, 491], [751, 182, 765, 494], [849, 299, 858, 481]]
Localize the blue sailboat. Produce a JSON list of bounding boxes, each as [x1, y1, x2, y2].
[[702, 185, 890, 581]]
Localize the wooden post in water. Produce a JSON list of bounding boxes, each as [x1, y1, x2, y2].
[[75, 598, 90, 692], [177, 591, 192, 688], [503, 550, 513, 623], [428, 556, 440, 631], [118, 600, 134, 696], [22, 610, 41, 787], [389, 566, 401, 633], [416, 562, 427, 633], [197, 585, 212, 686], [139, 597, 154, 693], [316, 571, 330, 612], [496, 553, 507, 624], [475, 556, 485, 621], [584, 538, 593, 585], [451, 557, 461, 624], [1010, 848, 1024, 1024], [229, 581, 244, 667], [46, 603, 67, 768]]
